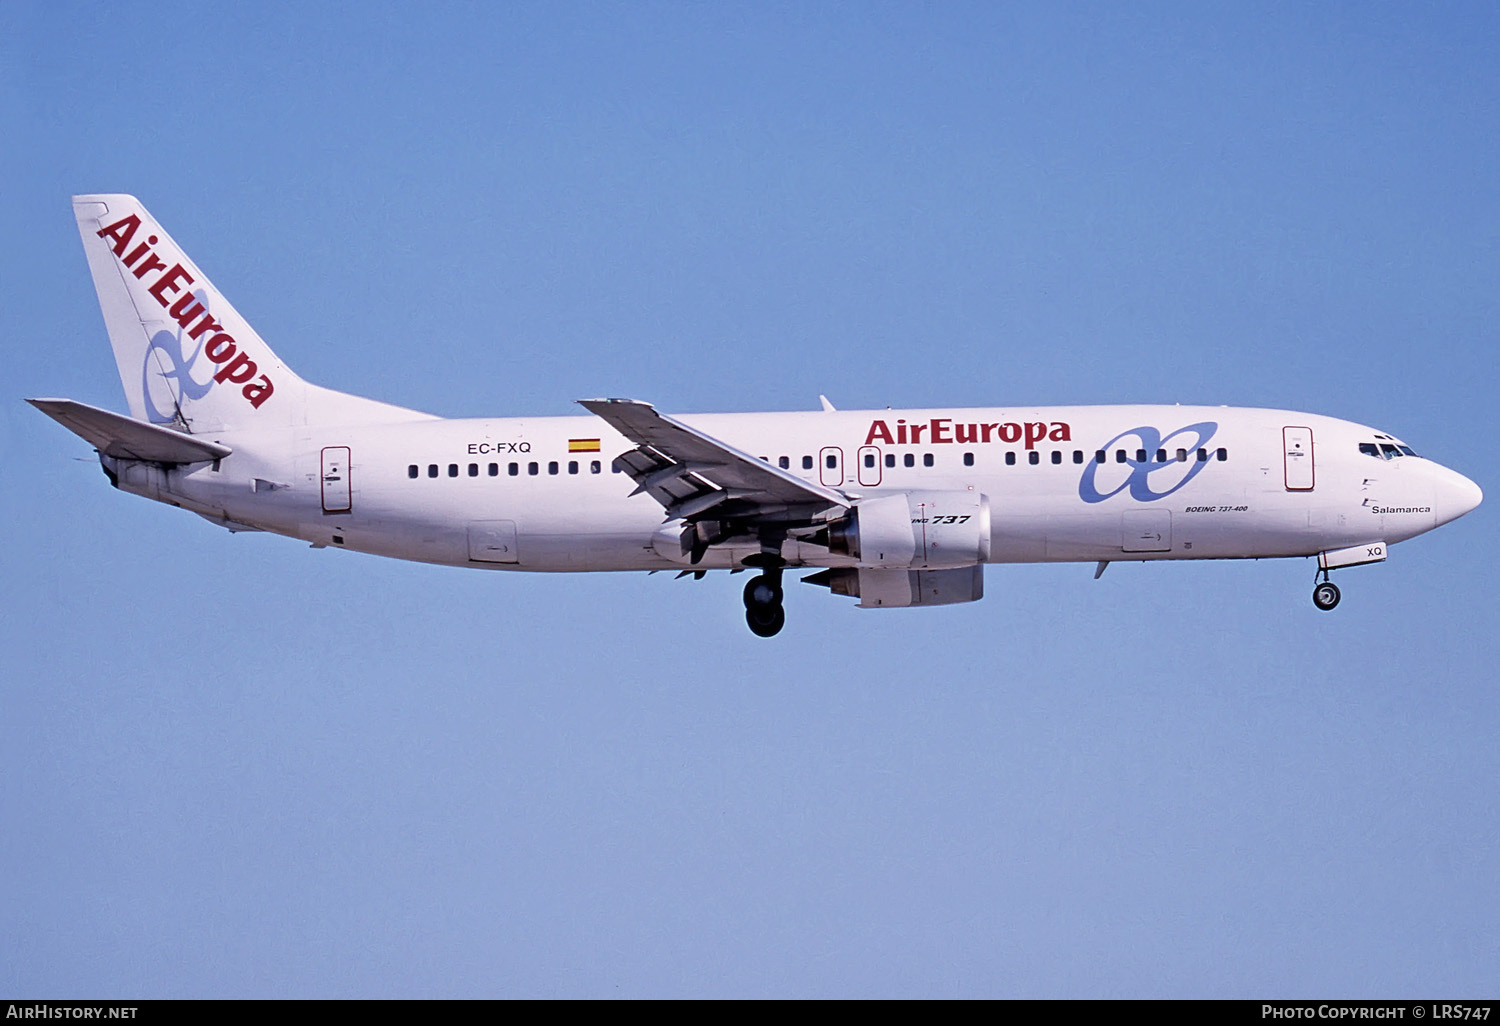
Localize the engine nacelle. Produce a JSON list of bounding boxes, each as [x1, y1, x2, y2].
[[806, 565, 985, 608], [825, 490, 990, 568]]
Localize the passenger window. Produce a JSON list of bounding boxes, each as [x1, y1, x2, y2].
[[1028, 451, 1040, 466], [408, 464, 418, 479], [509, 462, 519, 476], [826, 454, 837, 469], [963, 452, 974, 467], [1156, 449, 1167, 463], [488, 463, 498, 476], [1216, 448, 1227, 461], [778, 456, 789, 469], [1116, 450, 1127, 464], [923, 453, 934, 467], [528, 462, 539, 476], [1051, 451, 1062, 465], [1005, 452, 1016, 466], [568, 461, 578, 475], [468, 463, 479, 477], [548, 461, 559, 475], [904, 454, 915, 468], [802, 456, 814, 470], [448, 464, 459, 478], [885, 454, 895, 468], [1135, 449, 1147, 463], [864, 454, 876, 468], [1095, 451, 1106, 464], [591, 460, 601, 474], [1196, 449, 1208, 462], [1073, 451, 1084, 464], [1176, 448, 1187, 462], [428, 464, 438, 478]]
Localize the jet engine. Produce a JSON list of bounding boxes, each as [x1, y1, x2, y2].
[[823, 490, 991, 568]]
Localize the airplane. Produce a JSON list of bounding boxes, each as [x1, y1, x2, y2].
[[32, 195, 1483, 637]]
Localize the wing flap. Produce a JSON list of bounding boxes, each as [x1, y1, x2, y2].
[[578, 398, 847, 521], [29, 398, 232, 464]]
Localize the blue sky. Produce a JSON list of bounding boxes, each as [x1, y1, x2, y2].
[[2, 1, 1497, 998]]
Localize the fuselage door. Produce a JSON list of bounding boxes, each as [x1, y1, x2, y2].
[[321, 446, 351, 513], [1283, 426, 1314, 491], [857, 445, 882, 487], [468, 521, 519, 563], [820, 446, 844, 488], [1122, 509, 1172, 552]]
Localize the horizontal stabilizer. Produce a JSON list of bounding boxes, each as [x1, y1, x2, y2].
[[28, 398, 231, 464]]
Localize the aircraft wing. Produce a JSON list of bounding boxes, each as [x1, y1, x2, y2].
[[29, 398, 232, 464], [577, 398, 848, 523]]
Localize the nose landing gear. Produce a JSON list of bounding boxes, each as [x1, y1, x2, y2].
[[743, 568, 786, 637], [1312, 570, 1341, 611]]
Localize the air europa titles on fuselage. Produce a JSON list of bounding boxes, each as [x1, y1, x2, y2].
[[864, 418, 1071, 449], [95, 215, 275, 410]]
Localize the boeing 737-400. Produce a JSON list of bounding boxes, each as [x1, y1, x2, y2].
[[32, 195, 1483, 636]]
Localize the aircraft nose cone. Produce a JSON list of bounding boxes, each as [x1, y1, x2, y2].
[[1432, 465, 1482, 526]]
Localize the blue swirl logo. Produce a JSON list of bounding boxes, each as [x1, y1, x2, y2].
[[1078, 422, 1219, 503], [141, 290, 216, 424]]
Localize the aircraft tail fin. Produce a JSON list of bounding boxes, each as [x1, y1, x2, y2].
[[72, 195, 432, 432]]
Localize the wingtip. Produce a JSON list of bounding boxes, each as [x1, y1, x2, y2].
[[577, 397, 653, 408]]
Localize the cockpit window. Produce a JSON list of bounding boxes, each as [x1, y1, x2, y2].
[[1361, 440, 1420, 459]]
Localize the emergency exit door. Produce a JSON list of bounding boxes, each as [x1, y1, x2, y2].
[[819, 446, 844, 487], [1283, 427, 1314, 491]]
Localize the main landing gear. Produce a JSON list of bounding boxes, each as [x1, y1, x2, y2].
[[1312, 569, 1341, 611], [743, 567, 786, 638]]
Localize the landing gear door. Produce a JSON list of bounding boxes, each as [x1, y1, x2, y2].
[[321, 446, 351, 513], [1283, 426, 1314, 491]]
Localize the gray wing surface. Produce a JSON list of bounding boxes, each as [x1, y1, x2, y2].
[[577, 398, 848, 525], [30, 398, 232, 464]]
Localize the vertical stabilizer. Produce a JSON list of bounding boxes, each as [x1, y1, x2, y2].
[[73, 195, 311, 432]]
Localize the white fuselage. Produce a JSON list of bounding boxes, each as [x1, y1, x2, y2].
[[109, 404, 1477, 573]]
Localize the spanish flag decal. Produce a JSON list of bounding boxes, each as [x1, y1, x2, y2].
[[568, 438, 602, 453]]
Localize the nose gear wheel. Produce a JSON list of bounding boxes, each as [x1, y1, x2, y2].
[[1312, 567, 1341, 611], [1312, 580, 1341, 611]]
